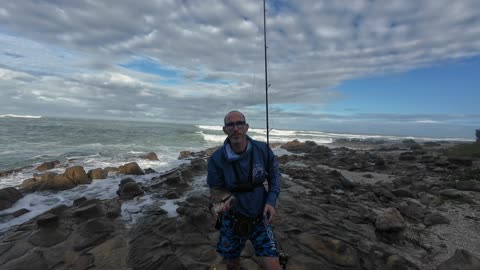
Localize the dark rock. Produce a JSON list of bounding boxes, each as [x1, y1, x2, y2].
[[118, 162, 144, 175], [13, 208, 30, 217], [71, 254, 95, 270], [0, 187, 23, 210], [117, 178, 144, 200], [438, 249, 480, 270], [73, 204, 103, 218], [35, 160, 60, 171], [402, 139, 419, 147], [419, 192, 444, 207], [385, 254, 420, 270], [297, 234, 358, 267], [165, 190, 180, 199], [36, 213, 59, 228], [399, 199, 426, 220], [190, 158, 207, 172], [375, 208, 406, 232], [392, 189, 416, 198], [27, 228, 69, 247], [1, 250, 49, 270], [372, 186, 396, 202], [72, 219, 114, 251], [106, 199, 121, 218], [439, 189, 474, 203], [456, 180, 480, 192], [144, 168, 157, 174], [448, 157, 473, 167], [73, 197, 88, 206], [399, 153, 416, 161], [410, 144, 423, 150], [424, 141, 442, 147], [424, 211, 450, 226]]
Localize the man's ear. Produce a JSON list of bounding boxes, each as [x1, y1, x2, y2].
[[223, 126, 228, 134], [245, 124, 249, 132]]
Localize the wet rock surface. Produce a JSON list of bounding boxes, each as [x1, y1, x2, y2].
[[0, 139, 479, 269]]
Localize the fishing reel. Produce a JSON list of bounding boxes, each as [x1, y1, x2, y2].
[[278, 249, 289, 269]]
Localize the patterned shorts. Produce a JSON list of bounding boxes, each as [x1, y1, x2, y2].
[[216, 211, 278, 260]]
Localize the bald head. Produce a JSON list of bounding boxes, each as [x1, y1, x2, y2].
[[224, 111, 246, 125]]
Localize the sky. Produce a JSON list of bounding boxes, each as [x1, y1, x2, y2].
[[0, 0, 479, 139]]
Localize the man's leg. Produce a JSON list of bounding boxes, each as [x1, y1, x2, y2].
[[252, 215, 281, 270], [262, 257, 281, 270], [217, 212, 245, 269], [225, 257, 241, 270]]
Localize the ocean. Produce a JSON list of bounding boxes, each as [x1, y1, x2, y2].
[[0, 115, 471, 232]]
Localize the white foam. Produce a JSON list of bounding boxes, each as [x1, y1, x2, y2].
[[0, 114, 42, 119], [160, 200, 179, 217], [201, 133, 226, 143], [196, 125, 222, 131]]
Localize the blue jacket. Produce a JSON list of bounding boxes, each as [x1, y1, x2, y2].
[[207, 136, 281, 217]]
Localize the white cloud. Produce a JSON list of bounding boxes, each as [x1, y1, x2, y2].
[[0, 0, 479, 131]]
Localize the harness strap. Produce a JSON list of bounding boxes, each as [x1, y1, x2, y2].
[[231, 149, 254, 185]]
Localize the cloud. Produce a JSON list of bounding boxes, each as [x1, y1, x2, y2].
[[0, 0, 479, 133]]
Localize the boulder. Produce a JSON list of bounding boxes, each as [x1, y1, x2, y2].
[[88, 168, 108, 179], [178, 150, 193, 159], [375, 208, 406, 232], [145, 152, 158, 161], [439, 189, 475, 203], [36, 213, 59, 228], [0, 187, 23, 210], [424, 211, 450, 226], [281, 139, 306, 152], [438, 249, 480, 270], [35, 160, 60, 171], [118, 162, 144, 175], [13, 208, 30, 218], [424, 141, 442, 147], [190, 158, 207, 172], [402, 139, 419, 148], [64, 166, 91, 185], [117, 178, 144, 200], [399, 199, 426, 220], [21, 166, 91, 192], [144, 168, 157, 174], [456, 180, 480, 192]]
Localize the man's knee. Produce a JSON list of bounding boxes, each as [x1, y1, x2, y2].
[[262, 256, 281, 270]]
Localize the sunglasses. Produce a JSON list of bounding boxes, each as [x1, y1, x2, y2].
[[224, 121, 247, 130]]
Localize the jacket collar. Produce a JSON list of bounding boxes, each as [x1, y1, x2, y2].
[[223, 135, 253, 161]]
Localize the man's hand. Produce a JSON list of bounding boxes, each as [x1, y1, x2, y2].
[[263, 204, 276, 224]]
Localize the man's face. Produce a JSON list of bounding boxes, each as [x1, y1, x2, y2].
[[223, 112, 249, 145]]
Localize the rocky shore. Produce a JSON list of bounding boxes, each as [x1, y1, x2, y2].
[[0, 139, 479, 269]]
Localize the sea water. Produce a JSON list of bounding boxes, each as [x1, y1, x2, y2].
[[0, 115, 471, 232]]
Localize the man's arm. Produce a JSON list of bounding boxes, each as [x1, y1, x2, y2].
[[207, 155, 224, 189], [265, 146, 281, 208]]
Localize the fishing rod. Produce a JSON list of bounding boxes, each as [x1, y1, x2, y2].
[[263, 0, 270, 147]]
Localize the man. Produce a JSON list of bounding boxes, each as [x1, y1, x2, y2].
[[207, 111, 281, 270]]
